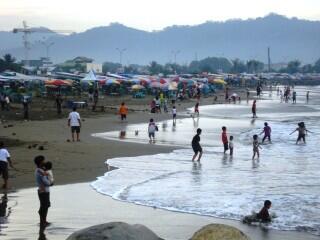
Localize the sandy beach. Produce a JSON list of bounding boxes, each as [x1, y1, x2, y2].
[[0, 89, 319, 239]]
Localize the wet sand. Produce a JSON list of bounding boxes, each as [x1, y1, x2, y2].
[[1, 183, 319, 240]]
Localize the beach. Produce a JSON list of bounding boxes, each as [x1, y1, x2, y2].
[[0, 88, 320, 239]]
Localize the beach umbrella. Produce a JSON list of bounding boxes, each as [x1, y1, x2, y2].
[[106, 79, 120, 85], [168, 82, 178, 90], [159, 78, 167, 84], [132, 84, 145, 90], [129, 79, 141, 84], [82, 70, 98, 81], [213, 79, 227, 85], [150, 82, 161, 88], [45, 79, 72, 86]]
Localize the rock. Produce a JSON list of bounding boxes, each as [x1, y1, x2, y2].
[[66, 222, 163, 240], [12, 133, 16, 136], [38, 146, 44, 150], [191, 224, 250, 240], [66, 139, 71, 142]]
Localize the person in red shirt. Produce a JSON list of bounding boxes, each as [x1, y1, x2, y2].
[[221, 126, 229, 154]]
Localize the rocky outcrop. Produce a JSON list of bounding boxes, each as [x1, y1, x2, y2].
[[191, 224, 250, 240], [66, 222, 163, 240]]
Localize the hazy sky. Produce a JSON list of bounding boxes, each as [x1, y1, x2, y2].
[[1, 0, 320, 32]]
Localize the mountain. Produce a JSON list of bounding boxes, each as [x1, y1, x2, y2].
[[1, 14, 320, 64]]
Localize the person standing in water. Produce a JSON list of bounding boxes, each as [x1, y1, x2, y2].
[[252, 134, 262, 160], [172, 106, 177, 124], [194, 102, 199, 117], [221, 126, 229, 154], [252, 100, 257, 118], [292, 91, 297, 104], [260, 122, 272, 143], [191, 128, 202, 162], [306, 91, 310, 103], [148, 118, 157, 143], [229, 136, 234, 156], [290, 122, 311, 144]]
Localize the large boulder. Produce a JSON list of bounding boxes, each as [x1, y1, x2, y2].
[[191, 224, 250, 240], [66, 222, 163, 240]]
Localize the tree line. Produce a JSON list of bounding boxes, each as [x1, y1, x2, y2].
[[1, 53, 320, 75]]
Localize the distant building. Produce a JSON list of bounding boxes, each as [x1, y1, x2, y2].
[[86, 63, 102, 73]]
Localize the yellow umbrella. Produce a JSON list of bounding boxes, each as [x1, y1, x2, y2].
[[213, 79, 227, 85]]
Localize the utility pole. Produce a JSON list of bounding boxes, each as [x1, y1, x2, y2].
[[116, 48, 126, 66], [171, 50, 180, 74], [268, 47, 271, 72]]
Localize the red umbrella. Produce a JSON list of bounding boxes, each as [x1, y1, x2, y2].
[[45, 79, 72, 86], [159, 78, 167, 84]]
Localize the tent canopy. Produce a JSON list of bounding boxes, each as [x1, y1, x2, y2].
[[82, 70, 98, 81]]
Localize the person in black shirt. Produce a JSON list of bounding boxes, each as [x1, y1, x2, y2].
[[192, 128, 202, 162]]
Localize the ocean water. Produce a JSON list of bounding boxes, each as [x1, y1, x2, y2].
[[91, 86, 320, 236]]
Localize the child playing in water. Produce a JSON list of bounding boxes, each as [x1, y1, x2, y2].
[[191, 128, 202, 162], [222, 126, 229, 154], [229, 136, 234, 156], [292, 91, 297, 104], [243, 200, 272, 224], [252, 100, 257, 118], [260, 122, 272, 143], [172, 106, 177, 124], [194, 102, 199, 117], [148, 118, 157, 143], [290, 122, 311, 144], [252, 134, 261, 160]]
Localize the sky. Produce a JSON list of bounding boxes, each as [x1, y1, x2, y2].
[[0, 0, 320, 32]]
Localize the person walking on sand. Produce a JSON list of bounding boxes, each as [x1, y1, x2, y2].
[[68, 107, 81, 142], [260, 122, 272, 143], [0, 142, 14, 189], [34, 155, 51, 236], [222, 126, 229, 154], [252, 100, 257, 118], [118, 102, 128, 122], [55, 94, 63, 115], [192, 128, 202, 161], [22, 97, 29, 120], [252, 134, 262, 160], [290, 122, 311, 144]]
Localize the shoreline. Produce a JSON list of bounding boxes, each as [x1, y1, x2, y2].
[[2, 88, 318, 239], [2, 182, 319, 240]]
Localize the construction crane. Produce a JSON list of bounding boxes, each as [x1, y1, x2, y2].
[[13, 21, 73, 66]]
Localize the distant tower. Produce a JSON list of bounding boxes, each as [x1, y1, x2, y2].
[[267, 47, 271, 72]]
